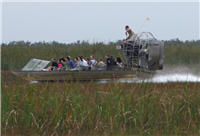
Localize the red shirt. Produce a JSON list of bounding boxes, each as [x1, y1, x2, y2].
[[58, 63, 63, 68]]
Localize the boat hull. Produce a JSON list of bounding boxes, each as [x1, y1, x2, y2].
[[12, 70, 136, 81]]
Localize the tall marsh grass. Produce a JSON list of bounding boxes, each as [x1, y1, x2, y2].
[[1, 42, 200, 70], [1, 44, 119, 70], [164, 44, 200, 65], [2, 81, 200, 135], [1, 41, 200, 135]]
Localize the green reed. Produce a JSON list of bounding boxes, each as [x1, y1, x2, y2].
[[1, 42, 200, 70], [2, 80, 200, 136]]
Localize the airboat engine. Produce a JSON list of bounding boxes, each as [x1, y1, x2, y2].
[[117, 32, 164, 71]]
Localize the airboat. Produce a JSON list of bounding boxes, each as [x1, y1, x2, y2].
[[12, 32, 164, 81]]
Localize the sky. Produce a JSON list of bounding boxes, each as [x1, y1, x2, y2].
[[2, 2, 200, 43]]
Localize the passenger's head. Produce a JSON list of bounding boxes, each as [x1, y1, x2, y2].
[[66, 56, 70, 61], [60, 58, 65, 64], [79, 56, 83, 61], [105, 55, 109, 59], [90, 55, 94, 59], [116, 57, 122, 63], [125, 25, 129, 31], [74, 57, 79, 62], [51, 58, 56, 62], [99, 58, 103, 62], [77, 56, 81, 61], [58, 58, 62, 63], [86, 58, 90, 62]]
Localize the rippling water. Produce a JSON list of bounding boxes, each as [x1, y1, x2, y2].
[[117, 73, 200, 83], [99, 66, 200, 83]]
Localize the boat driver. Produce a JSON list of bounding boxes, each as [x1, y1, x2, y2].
[[123, 25, 135, 42]]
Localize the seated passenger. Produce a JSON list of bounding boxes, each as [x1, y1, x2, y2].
[[79, 56, 88, 71], [116, 57, 123, 68], [86, 58, 92, 71], [105, 55, 111, 70], [105, 55, 116, 70], [79, 56, 88, 66], [57, 58, 64, 70], [60, 58, 66, 70], [66, 56, 75, 69], [73, 57, 80, 68], [97, 59, 106, 71], [110, 56, 117, 65], [70, 57, 81, 71], [90, 55, 98, 70], [46, 58, 58, 71]]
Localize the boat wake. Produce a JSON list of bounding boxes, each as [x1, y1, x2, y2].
[[100, 65, 200, 83], [117, 73, 200, 83]]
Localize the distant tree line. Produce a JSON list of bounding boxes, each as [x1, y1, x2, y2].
[[163, 39, 200, 46], [1, 39, 200, 47]]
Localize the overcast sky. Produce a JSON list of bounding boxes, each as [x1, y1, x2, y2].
[[2, 2, 200, 43]]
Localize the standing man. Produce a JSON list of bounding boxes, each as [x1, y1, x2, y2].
[[122, 26, 136, 67], [123, 25, 135, 42]]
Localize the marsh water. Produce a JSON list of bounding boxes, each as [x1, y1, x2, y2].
[[98, 65, 200, 83]]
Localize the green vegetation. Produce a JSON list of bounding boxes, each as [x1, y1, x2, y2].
[[2, 79, 200, 135], [164, 44, 200, 65], [2, 40, 200, 135], [1, 40, 200, 70]]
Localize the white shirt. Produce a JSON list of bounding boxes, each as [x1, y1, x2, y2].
[[90, 59, 97, 66], [80, 59, 88, 67]]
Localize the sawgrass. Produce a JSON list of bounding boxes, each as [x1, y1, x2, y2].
[[1, 43, 119, 70], [1, 42, 200, 70], [1, 41, 200, 135], [2, 76, 200, 135], [164, 44, 200, 65]]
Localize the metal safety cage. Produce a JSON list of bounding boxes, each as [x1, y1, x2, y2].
[[117, 32, 164, 70]]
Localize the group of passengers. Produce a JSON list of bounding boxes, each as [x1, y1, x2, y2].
[[46, 55, 123, 71]]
